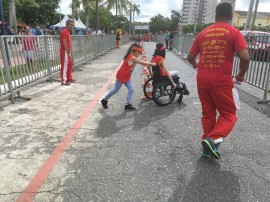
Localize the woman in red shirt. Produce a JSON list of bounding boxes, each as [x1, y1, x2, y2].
[[101, 43, 156, 110]]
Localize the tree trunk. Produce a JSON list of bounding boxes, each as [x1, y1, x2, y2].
[[9, 0, 17, 32], [85, 8, 90, 29], [96, 0, 99, 31]]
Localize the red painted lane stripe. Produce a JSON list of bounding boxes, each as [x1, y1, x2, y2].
[[17, 65, 120, 202]]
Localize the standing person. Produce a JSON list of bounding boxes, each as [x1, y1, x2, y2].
[[22, 26, 35, 70], [168, 31, 174, 50], [60, 19, 75, 86], [164, 30, 169, 49], [187, 2, 250, 159], [35, 27, 44, 35], [101, 43, 156, 110], [116, 29, 121, 48]]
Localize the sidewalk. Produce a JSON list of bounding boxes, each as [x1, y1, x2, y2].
[[0, 42, 270, 201]]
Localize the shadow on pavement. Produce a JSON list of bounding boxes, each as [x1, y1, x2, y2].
[[168, 157, 241, 202]]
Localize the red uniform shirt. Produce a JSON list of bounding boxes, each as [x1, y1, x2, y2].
[[60, 28, 71, 53], [116, 54, 136, 83], [151, 55, 166, 76], [189, 22, 247, 89]]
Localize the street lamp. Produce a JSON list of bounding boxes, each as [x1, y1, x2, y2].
[[59, 0, 62, 30], [179, 8, 182, 35]]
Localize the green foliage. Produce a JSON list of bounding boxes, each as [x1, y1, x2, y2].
[[149, 14, 171, 33], [4, 0, 60, 26]]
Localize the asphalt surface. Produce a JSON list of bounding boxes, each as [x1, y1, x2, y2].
[[0, 42, 270, 202]]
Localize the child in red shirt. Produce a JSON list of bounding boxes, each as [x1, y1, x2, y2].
[[101, 43, 156, 110], [148, 43, 177, 88]]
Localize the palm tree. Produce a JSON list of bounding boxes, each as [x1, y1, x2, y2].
[[71, 0, 80, 20], [132, 3, 140, 23], [81, 0, 95, 29], [104, 0, 129, 16], [131, 3, 140, 34], [8, 0, 17, 32]]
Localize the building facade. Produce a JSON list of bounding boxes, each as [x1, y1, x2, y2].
[[232, 11, 270, 27], [181, 0, 217, 26]]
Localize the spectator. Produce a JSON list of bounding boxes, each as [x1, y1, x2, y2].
[[59, 19, 75, 86], [29, 24, 36, 35], [116, 29, 121, 48], [164, 30, 169, 49], [35, 27, 44, 35], [168, 31, 174, 50], [187, 2, 250, 159], [5, 24, 14, 44], [22, 26, 35, 70]]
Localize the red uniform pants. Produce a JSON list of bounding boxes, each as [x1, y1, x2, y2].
[[60, 51, 73, 84], [198, 87, 238, 141]]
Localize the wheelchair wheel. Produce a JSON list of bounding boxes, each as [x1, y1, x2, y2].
[[153, 81, 176, 106], [143, 77, 153, 99]]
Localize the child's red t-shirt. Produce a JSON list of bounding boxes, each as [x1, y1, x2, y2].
[[151, 55, 166, 76], [116, 54, 136, 83]]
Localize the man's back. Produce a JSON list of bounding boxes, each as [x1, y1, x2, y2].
[[189, 22, 247, 88]]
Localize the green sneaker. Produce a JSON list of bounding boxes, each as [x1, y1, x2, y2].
[[202, 138, 220, 159], [202, 147, 210, 158]]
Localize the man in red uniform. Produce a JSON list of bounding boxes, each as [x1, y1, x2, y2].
[[60, 19, 74, 85], [188, 2, 250, 159]]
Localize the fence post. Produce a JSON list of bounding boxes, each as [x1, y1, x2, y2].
[[258, 63, 270, 103], [0, 36, 14, 103], [43, 36, 53, 83]]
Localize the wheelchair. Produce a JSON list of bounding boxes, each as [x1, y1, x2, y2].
[[143, 71, 189, 106]]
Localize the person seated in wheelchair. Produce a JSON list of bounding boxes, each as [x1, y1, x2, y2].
[[147, 43, 177, 88]]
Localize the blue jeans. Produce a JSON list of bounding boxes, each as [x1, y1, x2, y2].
[[104, 80, 134, 105]]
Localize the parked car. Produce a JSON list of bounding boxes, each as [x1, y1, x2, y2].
[[240, 30, 270, 61]]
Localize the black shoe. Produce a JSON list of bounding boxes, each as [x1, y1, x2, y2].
[[101, 99, 108, 109], [125, 104, 136, 110], [202, 137, 220, 159]]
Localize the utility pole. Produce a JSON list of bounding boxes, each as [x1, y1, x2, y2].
[[0, 0, 6, 35], [250, 0, 259, 30], [245, 0, 255, 30], [179, 7, 182, 35]]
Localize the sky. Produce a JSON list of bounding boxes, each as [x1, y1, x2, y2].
[[59, 0, 270, 22]]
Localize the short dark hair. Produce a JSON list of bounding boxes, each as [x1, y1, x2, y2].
[[66, 19, 74, 26], [215, 2, 233, 21]]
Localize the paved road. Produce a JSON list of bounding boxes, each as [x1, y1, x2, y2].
[[0, 42, 270, 202]]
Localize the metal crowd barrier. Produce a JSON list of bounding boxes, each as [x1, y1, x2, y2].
[[0, 34, 130, 103], [153, 34, 270, 103]]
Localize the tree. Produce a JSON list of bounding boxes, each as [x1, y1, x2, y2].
[[81, 0, 95, 28], [36, 0, 60, 26], [104, 0, 128, 16], [5, 0, 60, 26], [71, 0, 80, 21], [170, 10, 180, 32], [9, 0, 17, 30], [16, 0, 40, 25], [132, 3, 140, 23], [149, 14, 170, 34]]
